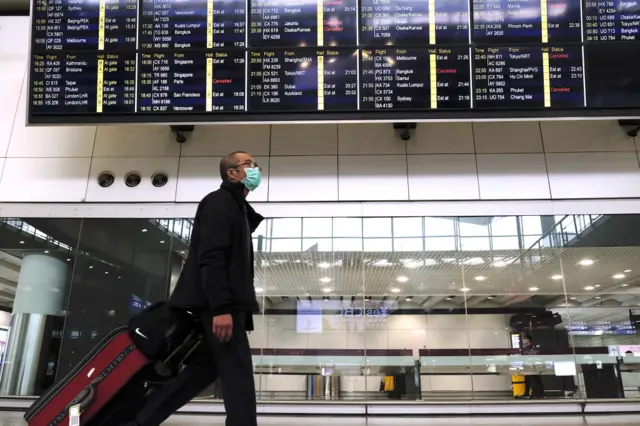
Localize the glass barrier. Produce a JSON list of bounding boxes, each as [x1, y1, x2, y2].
[[0, 214, 637, 403]]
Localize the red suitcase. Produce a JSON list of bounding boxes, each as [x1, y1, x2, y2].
[[24, 327, 150, 426]]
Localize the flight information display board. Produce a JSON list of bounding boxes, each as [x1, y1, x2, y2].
[[27, 0, 640, 124]]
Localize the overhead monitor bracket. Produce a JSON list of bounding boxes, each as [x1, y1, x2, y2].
[[170, 125, 195, 143], [618, 120, 640, 137], [393, 122, 417, 141]]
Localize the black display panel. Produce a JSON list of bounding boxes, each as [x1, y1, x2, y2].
[[140, 0, 247, 49], [30, 53, 137, 114], [584, 0, 640, 41], [473, 46, 585, 109], [360, 0, 470, 45], [248, 48, 358, 110], [33, 0, 138, 51], [360, 47, 471, 109], [586, 43, 640, 107], [249, 0, 358, 47], [138, 51, 247, 113], [26, 0, 640, 123], [472, 0, 583, 44]]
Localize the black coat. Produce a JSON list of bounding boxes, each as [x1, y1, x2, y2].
[[170, 181, 263, 326]]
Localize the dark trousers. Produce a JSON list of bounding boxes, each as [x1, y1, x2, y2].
[[136, 311, 257, 426]]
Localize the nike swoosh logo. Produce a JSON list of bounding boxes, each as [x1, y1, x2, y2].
[[135, 328, 148, 339]]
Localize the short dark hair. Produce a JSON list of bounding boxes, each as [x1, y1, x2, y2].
[[219, 151, 247, 180]]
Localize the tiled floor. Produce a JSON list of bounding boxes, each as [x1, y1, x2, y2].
[[4, 413, 640, 426]]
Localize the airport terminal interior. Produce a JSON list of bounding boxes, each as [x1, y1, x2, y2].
[[2, 214, 640, 411]]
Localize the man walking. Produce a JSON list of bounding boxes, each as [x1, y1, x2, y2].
[[134, 151, 263, 426]]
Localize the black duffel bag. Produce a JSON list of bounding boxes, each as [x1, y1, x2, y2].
[[127, 302, 196, 361]]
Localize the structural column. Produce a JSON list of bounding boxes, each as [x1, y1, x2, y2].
[[0, 254, 69, 395]]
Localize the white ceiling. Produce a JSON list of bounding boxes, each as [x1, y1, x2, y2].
[[254, 246, 640, 310]]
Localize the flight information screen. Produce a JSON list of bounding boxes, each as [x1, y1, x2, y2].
[[27, 0, 640, 124]]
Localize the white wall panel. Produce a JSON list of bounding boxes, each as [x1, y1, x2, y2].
[[0, 158, 91, 202], [338, 155, 408, 201], [477, 154, 550, 200], [0, 159, 4, 183], [270, 124, 337, 156], [541, 120, 635, 152], [546, 152, 640, 199], [175, 156, 269, 202], [409, 123, 474, 154], [0, 18, 30, 58], [471, 375, 511, 391], [93, 126, 181, 158], [473, 122, 543, 153], [179, 125, 271, 157], [85, 157, 179, 202], [431, 375, 473, 391], [0, 61, 25, 157], [338, 124, 406, 155], [9, 86, 97, 158], [407, 154, 479, 200], [307, 330, 348, 349], [268, 156, 338, 201], [427, 329, 469, 349]]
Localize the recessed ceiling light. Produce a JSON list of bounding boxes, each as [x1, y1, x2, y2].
[[584, 286, 595, 291], [405, 297, 413, 302], [104, 271, 108, 275], [622, 284, 629, 287], [446, 296, 454, 300], [89, 265, 93, 269], [318, 262, 331, 269], [579, 259, 594, 266], [595, 296, 602, 299], [460, 287, 471, 292], [551, 274, 563, 280], [160, 240, 165, 244], [66, 258, 71, 262], [570, 297, 577, 300], [624, 269, 632, 273], [487, 296, 494, 300], [474, 276, 486, 282], [391, 288, 400, 293], [613, 273, 626, 279], [529, 287, 539, 292], [319, 277, 331, 283], [322, 287, 333, 293], [142, 229, 148, 232], [396, 276, 409, 283], [255, 287, 264, 293], [118, 276, 121, 279], [19, 241, 24, 244], [44, 250, 49, 254]]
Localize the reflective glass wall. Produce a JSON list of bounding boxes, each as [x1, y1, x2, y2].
[[0, 214, 639, 401]]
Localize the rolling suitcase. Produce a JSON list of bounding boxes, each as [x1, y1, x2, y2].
[[24, 302, 198, 426]]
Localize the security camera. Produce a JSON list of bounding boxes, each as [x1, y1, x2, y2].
[[393, 122, 417, 141], [170, 125, 195, 143]]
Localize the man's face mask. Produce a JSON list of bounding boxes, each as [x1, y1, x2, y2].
[[241, 167, 262, 191]]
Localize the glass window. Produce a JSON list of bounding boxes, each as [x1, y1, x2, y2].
[[363, 218, 392, 238], [333, 218, 362, 238], [425, 217, 455, 237], [393, 217, 423, 237], [302, 218, 332, 238], [271, 218, 302, 238]]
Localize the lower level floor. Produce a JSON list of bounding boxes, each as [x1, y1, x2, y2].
[[3, 413, 640, 426]]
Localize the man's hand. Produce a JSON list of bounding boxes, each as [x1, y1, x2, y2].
[[213, 314, 233, 342]]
